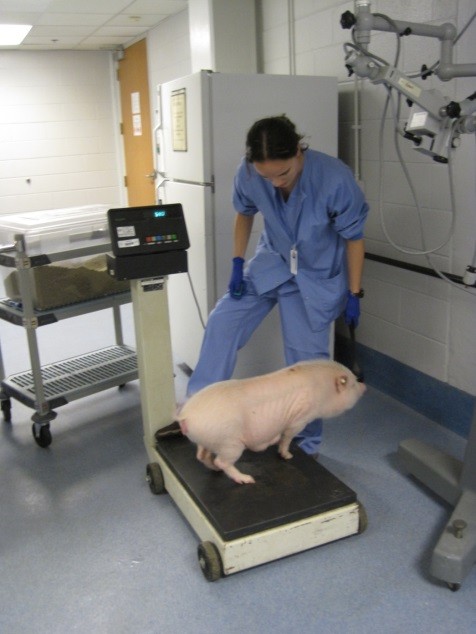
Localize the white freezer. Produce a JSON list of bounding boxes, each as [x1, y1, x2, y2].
[[158, 71, 338, 378]]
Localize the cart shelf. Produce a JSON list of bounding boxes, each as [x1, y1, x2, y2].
[[0, 205, 138, 447], [0, 291, 131, 326], [2, 345, 137, 410]]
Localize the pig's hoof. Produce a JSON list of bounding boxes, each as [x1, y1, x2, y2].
[[280, 451, 293, 460], [235, 474, 255, 484]]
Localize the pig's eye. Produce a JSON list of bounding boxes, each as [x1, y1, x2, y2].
[[339, 376, 348, 386]]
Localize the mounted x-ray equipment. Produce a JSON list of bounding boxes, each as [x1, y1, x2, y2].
[[107, 204, 367, 581], [341, 1, 476, 591], [341, 0, 476, 289], [341, 1, 476, 164]]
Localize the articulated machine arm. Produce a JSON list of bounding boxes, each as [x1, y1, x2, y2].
[[341, 0, 476, 163], [341, 1, 476, 591]]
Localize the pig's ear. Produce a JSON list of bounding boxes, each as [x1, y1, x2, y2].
[[335, 375, 348, 393]]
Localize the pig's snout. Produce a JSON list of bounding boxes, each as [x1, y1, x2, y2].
[[351, 378, 366, 402]]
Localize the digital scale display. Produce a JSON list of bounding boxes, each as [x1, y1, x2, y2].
[[108, 203, 190, 257]]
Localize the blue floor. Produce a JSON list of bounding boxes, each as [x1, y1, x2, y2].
[[0, 308, 475, 633]]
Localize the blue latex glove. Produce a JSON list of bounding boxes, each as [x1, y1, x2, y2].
[[228, 257, 247, 299], [344, 291, 360, 327]]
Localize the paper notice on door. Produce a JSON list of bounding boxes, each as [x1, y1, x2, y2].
[[133, 113, 142, 136], [171, 88, 187, 151], [131, 91, 141, 114]]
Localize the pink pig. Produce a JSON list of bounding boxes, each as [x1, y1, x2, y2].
[[177, 359, 366, 485]]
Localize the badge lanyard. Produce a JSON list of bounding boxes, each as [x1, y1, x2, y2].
[[290, 247, 298, 274], [288, 194, 304, 275]]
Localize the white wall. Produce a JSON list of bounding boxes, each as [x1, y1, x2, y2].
[[147, 10, 192, 92], [0, 50, 123, 215], [259, 0, 476, 397], [146, 10, 192, 178]]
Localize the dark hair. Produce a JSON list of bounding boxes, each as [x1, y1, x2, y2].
[[245, 115, 307, 163]]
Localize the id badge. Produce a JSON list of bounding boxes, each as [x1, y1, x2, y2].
[[290, 247, 298, 275]]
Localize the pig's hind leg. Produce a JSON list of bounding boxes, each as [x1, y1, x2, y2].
[[214, 456, 255, 485], [213, 444, 255, 484], [197, 446, 220, 471]]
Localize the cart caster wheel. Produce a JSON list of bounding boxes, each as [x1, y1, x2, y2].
[[198, 541, 223, 582], [32, 423, 52, 448], [1, 399, 12, 423], [447, 582, 461, 592], [146, 463, 165, 495], [358, 502, 368, 534]]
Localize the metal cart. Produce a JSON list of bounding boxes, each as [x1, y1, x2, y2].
[[0, 227, 137, 448]]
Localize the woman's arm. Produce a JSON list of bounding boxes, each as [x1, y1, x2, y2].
[[346, 238, 365, 294], [233, 213, 254, 259]]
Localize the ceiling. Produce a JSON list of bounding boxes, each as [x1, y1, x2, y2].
[[0, 0, 188, 51]]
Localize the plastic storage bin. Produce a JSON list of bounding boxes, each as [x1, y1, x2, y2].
[[0, 205, 110, 257], [3, 255, 130, 310], [0, 205, 129, 309]]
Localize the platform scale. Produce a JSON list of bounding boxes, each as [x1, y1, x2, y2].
[[107, 203, 367, 581]]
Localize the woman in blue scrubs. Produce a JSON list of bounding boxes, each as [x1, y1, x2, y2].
[[186, 115, 368, 455]]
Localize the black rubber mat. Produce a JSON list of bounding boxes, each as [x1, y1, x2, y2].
[[155, 435, 357, 541]]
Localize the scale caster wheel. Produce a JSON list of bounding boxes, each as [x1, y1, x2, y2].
[[32, 423, 52, 448], [358, 502, 368, 534], [1, 399, 12, 423], [146, 463, 165, 495], [198, 541, 223, 582], [447, 582, 461, 592]]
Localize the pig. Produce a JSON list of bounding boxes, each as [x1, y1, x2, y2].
[[177, 359, 366, 485]]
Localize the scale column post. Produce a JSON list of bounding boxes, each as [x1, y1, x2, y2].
[[130, 277, 176, 463]]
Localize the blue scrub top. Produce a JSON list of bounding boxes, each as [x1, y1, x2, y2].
[[232, 149, 369, 331]]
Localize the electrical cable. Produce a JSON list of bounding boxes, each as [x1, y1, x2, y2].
[[454, 8, 476, 44], [344, 41, 387, 69], [368, 18, 467, 264], [377, 89, 475, 295], [346, 7, 476, 294], [372, 13, 401, 65], [187, 270, 206, 329], [379, 89, 457, 256]]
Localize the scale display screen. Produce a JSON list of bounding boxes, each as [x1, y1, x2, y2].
[[108, 203, 190, 256]]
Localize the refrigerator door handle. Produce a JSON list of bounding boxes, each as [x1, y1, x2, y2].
[[168, 177, 214, 191], [148, 170, 168, 188]]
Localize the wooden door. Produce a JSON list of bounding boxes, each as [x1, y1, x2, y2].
[[118, 39, 156, 206]]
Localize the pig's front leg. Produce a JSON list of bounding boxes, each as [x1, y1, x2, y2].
[[278, 430, 295, 460], [196, 446, 220, 471]]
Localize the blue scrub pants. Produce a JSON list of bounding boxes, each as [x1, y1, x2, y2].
[[186, 278, 331, 454]]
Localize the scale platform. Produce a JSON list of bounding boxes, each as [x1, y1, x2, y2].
[[105, 215, 367, 582], [148, 435, 366, 580]]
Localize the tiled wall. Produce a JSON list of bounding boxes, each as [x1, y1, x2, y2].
[[0, 3, 473, 403], [0, 50, 122, 214], [259, 0, 476, 399]]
